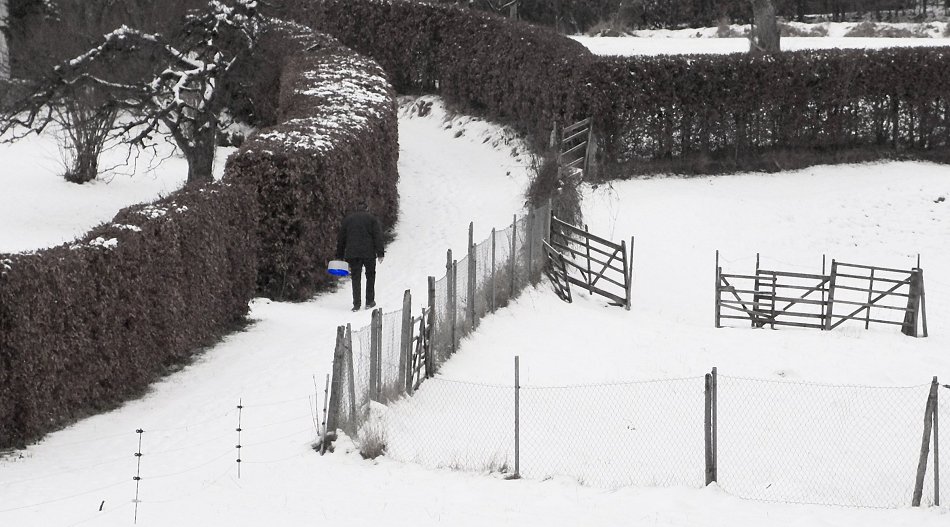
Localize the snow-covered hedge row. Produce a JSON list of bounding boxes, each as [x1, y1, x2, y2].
[[297, 0, 950, 176], [0, 20, 398, 448], [291, 0, 591, 153], [0, 183, 258, 447], [225, 20, 398, 300]]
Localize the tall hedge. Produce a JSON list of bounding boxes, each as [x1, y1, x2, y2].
[[226, 20, 398, 300], [0, 182, 258, 447], [0, 19, 400, 448], [299, 0, 950, 177], [293, 0, 592, 152]]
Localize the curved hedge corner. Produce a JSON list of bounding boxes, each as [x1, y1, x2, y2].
[[298, 0, 950, 177], [226, 20, 398, 300], [0, 20, 399, 448], [295, 0, 592, 151], [0, 182, 258, 447]]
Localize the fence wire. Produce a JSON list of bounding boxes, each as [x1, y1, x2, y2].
[[378, 372, 946, 508], [519, 378, 705, 489], [383, 379, 515, 473], [331, 202, 552, 446]]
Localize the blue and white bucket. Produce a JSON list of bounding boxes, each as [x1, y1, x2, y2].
[[327, 260, 350, 277]]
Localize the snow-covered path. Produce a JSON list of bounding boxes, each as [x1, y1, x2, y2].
[[1, 97, 948, 526]]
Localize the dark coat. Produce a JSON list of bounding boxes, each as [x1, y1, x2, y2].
[[336, 210, 384, 260]]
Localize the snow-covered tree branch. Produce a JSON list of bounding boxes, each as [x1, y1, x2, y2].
[[1, 0, 261, 183]]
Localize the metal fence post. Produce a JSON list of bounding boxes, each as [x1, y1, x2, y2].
[[712, 367, 718, 483], [514, 355, 521, 479]]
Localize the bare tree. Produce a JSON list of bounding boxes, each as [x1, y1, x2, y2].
[[2, 0, 261, 184], [749, 0, 781, 54]]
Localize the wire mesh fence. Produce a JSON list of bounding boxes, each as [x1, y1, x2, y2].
[[328, 202, 552, 448], [377, 369, 946, 509], [717, 376, 935, 508]]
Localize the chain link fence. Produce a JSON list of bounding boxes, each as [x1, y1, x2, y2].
[[378, 370, 947, 509]]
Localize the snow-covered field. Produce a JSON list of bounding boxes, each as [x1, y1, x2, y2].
[[572, 21, 950, 55], [1, 86, 949, 526]]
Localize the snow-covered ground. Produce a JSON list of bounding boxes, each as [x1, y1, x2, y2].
[[572, 20, 950, 55], [0, 127, 234, 253], [1, 96, 948, 525], [0, 94, 950, 526]]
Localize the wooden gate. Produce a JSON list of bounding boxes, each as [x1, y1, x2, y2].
[[549, 215, 632, 310], [558, 118, 592, 178], [716, 266, 829, 330], [408, 307, 431, 394], [543, 240, 572, 303], [715, 254, 928, 337], [825, 261, 927, 337]]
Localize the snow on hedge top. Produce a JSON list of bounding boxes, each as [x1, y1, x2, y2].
[[248, 21, 393, 155]]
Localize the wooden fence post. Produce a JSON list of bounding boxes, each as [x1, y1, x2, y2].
[[912, 377, 939, 506], [902, 269, 923, 337], [920, 268, 928, 338], [620, 239, 630, 311], [490, 227, 497, 313], [345, 324, 356, 429], [446, 249, 455, 356], [935, 376, 940, 506], [400, 289, 412, 394], [704, 373, 714, 485], [865, 268, 875, 329], [452, 259, 459, 353], [427, 276, 436, 376], [323, 325, 346, 453], [370, 308, 382, 401], [824, 260, 838, 331], [711, 367, 718, 482], [714, 250, 722, 329], [526, 209, 535, 282], [468, 222, 477, 331], [584, 225, 593, 295], [821, 255, 827, 330], [510, 214, 517, 297]]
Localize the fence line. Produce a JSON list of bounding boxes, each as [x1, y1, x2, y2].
[[327, 202, 552, 445], [379, 368, 947, 509]]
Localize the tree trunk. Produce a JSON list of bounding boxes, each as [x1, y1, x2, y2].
[[750, 0, 781, 54], [185, 128, 217, 184], [0, 0, 9, 79]]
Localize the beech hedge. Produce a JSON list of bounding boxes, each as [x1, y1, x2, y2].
[[226, 20, 398, 300], [0, 183, 258, 447], [300, 0, 950, 176], [0, 20, 399, 447]]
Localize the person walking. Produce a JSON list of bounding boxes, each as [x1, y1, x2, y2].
[[336, 200, 385, 311]]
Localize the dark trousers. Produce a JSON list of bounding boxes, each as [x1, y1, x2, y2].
[[347, 257, 376, 308]]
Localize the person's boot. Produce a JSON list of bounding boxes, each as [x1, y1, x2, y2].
[[352, 304, 361, 312], [365, 302, 376, 310]]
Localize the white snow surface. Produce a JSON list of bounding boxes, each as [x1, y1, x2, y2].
[[572, 21, 950, 55], [0, 95, 948, 525], [0, 127, 234, 253]]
